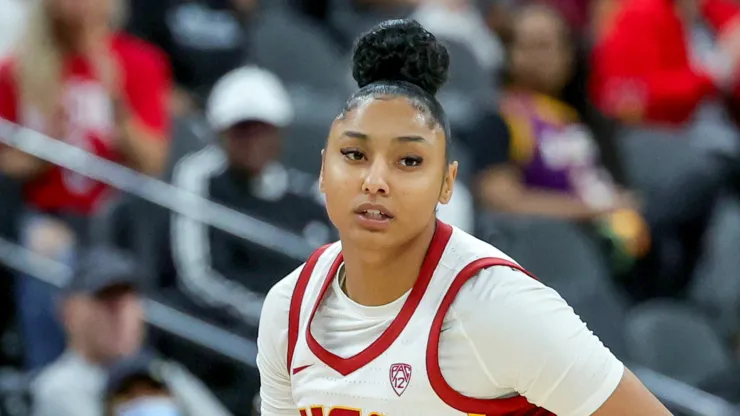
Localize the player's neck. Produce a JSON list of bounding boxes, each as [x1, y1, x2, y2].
[[341, 222, 436, 307]]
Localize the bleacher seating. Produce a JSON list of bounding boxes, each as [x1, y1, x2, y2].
[[437, 39, 496, 132], [625, 299, 735, 386], [480, 214, 629, 359]]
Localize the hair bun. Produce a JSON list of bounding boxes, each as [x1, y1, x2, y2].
[[351, 19, 450, 96]]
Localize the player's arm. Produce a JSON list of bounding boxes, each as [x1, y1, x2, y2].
[[459, 266, 670, 415], [592, 369, 670, 415], [256, 272, 301, 416]]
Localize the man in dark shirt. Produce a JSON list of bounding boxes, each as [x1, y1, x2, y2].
[[94, 66, 333, 414], [163, 66, 333, 329], [164, 67, 333, 414]]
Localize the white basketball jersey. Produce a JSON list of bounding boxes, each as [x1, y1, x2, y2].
[[286, 221, 553, 416]]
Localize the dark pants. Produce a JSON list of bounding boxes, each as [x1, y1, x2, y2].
[[15, 212, 74, 370]]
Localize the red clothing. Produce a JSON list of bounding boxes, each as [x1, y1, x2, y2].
[[590, 0, 740, 125], [0, 33, 171, 214]]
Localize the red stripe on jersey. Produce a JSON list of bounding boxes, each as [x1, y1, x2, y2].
[[288, 244, 331, 374], [426, 258, 555, 415], [306, 220, 454, 376]]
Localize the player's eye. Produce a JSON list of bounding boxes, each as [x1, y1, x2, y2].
[[340, 148, 365, 161], [399, 156, 423, 167]]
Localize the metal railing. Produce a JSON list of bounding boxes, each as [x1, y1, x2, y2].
[[0, 117, 738, 415], [0, 237, 258, 367], [0, 119, 315, 261]]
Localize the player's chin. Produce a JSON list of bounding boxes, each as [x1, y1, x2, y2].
[[347, 229, 396, 251], [344, 217, 396, 245], [353, 211, 394, 232]]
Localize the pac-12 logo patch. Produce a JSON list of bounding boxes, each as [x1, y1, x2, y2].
[[389, 363, 412, 396]]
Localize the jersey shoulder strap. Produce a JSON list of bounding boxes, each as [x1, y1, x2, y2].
[[427, 257, 554, 415], [287, 244, 331, 373]]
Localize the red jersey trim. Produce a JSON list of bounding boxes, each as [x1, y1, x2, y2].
[[426, 257, 555, 415], [306, 220, 454, 376], [287, 244, 331, 374]]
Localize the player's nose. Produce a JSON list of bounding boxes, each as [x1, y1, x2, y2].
[[362, 161, 390, 196]]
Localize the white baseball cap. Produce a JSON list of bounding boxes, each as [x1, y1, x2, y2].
[[206, 66, 294, 131]]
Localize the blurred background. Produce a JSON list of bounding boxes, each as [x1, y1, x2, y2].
[[0, 0, 740, 415]]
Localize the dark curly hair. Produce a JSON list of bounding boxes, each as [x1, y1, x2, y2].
[[341, 19, 452, 160]]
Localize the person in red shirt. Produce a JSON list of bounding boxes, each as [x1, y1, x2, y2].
[[590, 0, 740, 125], [0, 0, 171, 370], [0, 0, 171, 214]]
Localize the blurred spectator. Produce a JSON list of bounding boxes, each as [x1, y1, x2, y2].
[[541, 0, 590, 35], [0, 0, 171, 370], [469, 4, 649, 271], [476, 0, 592, 44], [591, 0, 620, 40], [105, 352, 232, 416], [0, 0, 29, 58], [13, 216, 76, 370], [31, 247, 229, 416], [589, 0, 739, 298], [164, 66, 333, 317], [126, 0, 256, 115], [590, 0, 740, 126], [105, 355, 186, 416], [116, 66, 333, 412], [412, 0, 505, 74], [689, 19, 740, 156]]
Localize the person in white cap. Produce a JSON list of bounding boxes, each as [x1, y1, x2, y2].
[[206, 66, 295, 177], [145, 66, 335, 413]]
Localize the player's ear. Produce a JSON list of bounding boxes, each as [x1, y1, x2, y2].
[[319, 149, 326, 193], [438, 161, 457, 205]]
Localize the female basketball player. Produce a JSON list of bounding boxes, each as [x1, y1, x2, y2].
[[257, 19, 670, 416]]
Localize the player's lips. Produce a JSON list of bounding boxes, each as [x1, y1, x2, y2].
[[353, 202, 395, 219], [353, 202, 395, 230]]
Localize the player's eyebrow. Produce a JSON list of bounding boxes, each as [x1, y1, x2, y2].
[[342, 130, 369, 140], [341, 130, 428, 143]]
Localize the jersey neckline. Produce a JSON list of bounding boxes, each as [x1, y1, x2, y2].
[[330, 263, 410, 319], [305, 220, 454, 376]]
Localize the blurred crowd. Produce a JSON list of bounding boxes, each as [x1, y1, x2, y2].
[[0, 0, 740, 415]]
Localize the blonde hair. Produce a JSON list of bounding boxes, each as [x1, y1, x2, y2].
[[15, 0, 127, 120]]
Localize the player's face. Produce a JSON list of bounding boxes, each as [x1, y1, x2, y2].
[[321, 96, 457, 248]]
